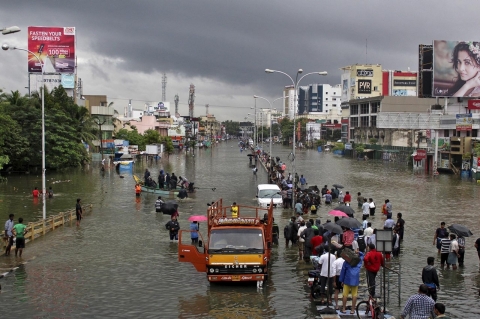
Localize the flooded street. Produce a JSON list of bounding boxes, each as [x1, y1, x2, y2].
[[1, 142, 479, 318]]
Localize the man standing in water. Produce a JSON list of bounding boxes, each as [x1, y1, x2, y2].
[[76, 198, 83, 226], [165, 215, 180, 241], [422, 257, 440, 301], [12, 217, 28, 257], [433, 222, 449, 254], [4, 213, 14, 256]]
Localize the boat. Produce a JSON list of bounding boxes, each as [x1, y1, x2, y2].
[[133, 175, 179, 196]]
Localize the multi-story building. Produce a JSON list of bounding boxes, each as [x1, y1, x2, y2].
[[298, 84, 342, 115], [283, 85, 295, 119], [340, 64, 383, 101], [83, 94, 115, 140]]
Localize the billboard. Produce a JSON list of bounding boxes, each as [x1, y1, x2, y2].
[[28, 26, 75, 73], [468, 99, 480, 110], [393, 89, 416, 96], [456, 114, 472, 131], [433, 40, 480, 97], [358, 80, 371, 94], [29, 73, 74, 97]]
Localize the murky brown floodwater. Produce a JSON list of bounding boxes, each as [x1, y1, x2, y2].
[[0, 142, 479, 318]]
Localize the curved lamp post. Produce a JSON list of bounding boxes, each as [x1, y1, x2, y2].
[[265, 69, 327, 209], [1, 26, 20, 35], [253, 95, 287, 183], [2, 43, 47, 220]]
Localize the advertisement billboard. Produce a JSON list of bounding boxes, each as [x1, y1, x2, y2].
[[433, 40, 480, 97], [358, 80, 371, 94], [28, 26, 75, 73], [456, 114, 472, 131], [468, 99, 480, 110]]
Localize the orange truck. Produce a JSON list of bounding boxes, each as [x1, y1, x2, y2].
[[178, 199, 273, 287]]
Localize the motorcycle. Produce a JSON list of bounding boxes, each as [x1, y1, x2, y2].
[[308, 256, 322, 299]]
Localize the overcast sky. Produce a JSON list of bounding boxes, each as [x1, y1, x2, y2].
[[0, 1, 476, 121]]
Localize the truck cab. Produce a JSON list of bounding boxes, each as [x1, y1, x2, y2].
[[178, 199, 273, 284]]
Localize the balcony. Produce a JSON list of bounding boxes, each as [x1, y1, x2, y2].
[[91, 106, 115, 116]]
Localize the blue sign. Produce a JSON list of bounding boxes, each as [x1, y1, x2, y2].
[[61, 74, 75, 88]]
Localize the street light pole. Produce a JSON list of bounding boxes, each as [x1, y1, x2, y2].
[[2, 43, 46, 220], [265, 69, 327, 210], [254, 95, 287, 183]]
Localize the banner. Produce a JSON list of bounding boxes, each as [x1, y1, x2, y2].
[[416, 149, 427, 159], [468, 100, 480, 110], [28, 26, 75, 73], [433, 40, 480, 97], [456, 114, 473, 131], [358, 80, 372, 94]]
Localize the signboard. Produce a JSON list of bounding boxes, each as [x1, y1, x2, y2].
[[393, 79, 416, 86], [61, 74, 75, 88], [356, 69, 374, 77], [345, 143, 352, 150], [456, 114, 473, 131], [393, 89, 416, 96], [433, 40, 480, 97], [358, 80, 372, 94], [426, 130, 431, 139], [28, 26, 75, 73], [468, 100, 480, 110], [416, 149, 427, 159]]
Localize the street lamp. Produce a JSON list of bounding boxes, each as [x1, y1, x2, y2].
[[265, 68, 327, 209], [1, 26, 21, 35], [3, 43, 46, 220], [254, 95, 287, 183]]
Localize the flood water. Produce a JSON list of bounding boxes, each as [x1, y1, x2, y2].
[[0, 142, 479, 318]]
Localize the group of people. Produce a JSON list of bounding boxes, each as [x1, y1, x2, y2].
[[144, 168, 190, 191], [32, 186, 54, 199], [3, 214, 28, 257]]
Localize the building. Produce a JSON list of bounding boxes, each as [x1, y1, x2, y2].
[[341, 64, 383, 101], [382, 70, 418, 96], [283, 85, 295, 119], [83, 94, 115, 140], [298, 83, 342, 115]]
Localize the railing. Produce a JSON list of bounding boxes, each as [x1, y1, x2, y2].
[[377, 263, 402, 307], [1, 205, 92, 252]]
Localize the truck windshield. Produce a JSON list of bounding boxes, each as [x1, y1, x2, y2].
[[258, 189, 281, 199], [208, 229, 264, 252]]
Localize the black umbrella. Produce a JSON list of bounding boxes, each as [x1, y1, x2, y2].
[[332, 184, 344, 189], [448, 224, 473, 237], [323, 222, 343, 234], [336, 217, 362, 229], [161, 200, 179, 215], [333, 205, 355, 217]]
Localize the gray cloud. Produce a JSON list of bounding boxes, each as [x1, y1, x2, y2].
[[1, 0, 478, 120]]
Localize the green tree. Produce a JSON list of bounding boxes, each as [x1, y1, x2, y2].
[[144, 129, 161, 144], [223, 120, 240, 136], [0, 113, 30, 171], [160, 136, 174, 156], [279, 118, 293, 141]]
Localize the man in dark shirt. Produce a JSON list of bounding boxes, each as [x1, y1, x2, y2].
[[395, 213, 405, 241], [433, 222, 449, 254], [75, 198, 83, 226], [422, 257, 440, 301], [475, 237, 480, 266]]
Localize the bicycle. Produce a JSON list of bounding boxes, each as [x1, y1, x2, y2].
[[355, 288, 384, 319]]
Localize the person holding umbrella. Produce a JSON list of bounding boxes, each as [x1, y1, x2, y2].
[[448, 224, 473, 267], [190, 221, 199, 245]]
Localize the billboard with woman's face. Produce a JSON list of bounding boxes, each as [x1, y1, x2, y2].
[[433, 40, 480, 97]]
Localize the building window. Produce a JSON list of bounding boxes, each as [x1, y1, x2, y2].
[[325, 104, 328, 106], [350, 104, 358, 115], [371, 116, 377, 127], [360, 116, 369, 127], [473, 129, 478, 137], [326, 98, 329, 100], [444, 129, 449, 137], [350, 117, 359, 128], [371, 102, 379, 113], [333, 104, 336, 107], [360, 103, 369, 114], [374, 86, 378, 91]]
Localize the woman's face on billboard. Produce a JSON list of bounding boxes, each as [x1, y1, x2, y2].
[[456, 50, 479, 81]]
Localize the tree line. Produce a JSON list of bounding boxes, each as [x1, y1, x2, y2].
[[0, 86, 174, 173]]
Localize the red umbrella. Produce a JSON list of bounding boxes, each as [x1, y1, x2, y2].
[[188, 215, 208, 222], [328, 210, 348, 217]]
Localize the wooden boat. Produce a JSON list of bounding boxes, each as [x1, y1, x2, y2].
[[133, 175, 179, 196]]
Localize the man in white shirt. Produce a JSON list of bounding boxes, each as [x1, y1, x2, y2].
[[364, 222, 374, 237], [448, 234, 459, 270], [318, 251, 336, 304], [362, 198, 370, 217], [297, 221, 307, 260], [333, 254, 345, 310]]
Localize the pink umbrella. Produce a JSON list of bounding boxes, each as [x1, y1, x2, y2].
[[188, 215, 208, 222], [328, 210, 348, 217]]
